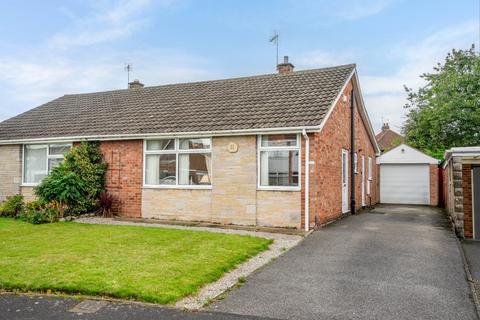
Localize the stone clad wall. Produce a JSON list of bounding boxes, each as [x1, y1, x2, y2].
[[0, 145, 22, 201], [142, 189, 212, 222], [211, 136, 258, 226], [141, 136, 301, 228], [452, 157, 464, 237]]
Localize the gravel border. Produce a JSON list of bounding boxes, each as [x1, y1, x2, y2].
[[75, 217, 304, 310]]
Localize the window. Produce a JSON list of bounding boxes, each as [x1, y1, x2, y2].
[[23, 143, 71, 184], [354, 153, 358, 174], [144, 138, 212, 187], [258, 134, 300, 189]]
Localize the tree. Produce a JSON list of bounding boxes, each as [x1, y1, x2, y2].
[[403, 45, 480, 159]]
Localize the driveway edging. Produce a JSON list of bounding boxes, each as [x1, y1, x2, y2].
[[455, 235, 480, 319], [448, 215, 480, 319]]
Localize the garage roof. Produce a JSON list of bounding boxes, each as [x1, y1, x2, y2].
[[377, 144, 439, 165]]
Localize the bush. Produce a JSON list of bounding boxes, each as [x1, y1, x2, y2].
[[0, 195, 24, 217], [35, 141, 107, 215], [35, 168, 86, 217], [18, 200, 60, 224], [97, 191, 116, 217]]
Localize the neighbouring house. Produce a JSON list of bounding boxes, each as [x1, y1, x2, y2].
[[442, 147, 480, 239], [375, 122, 404, 153], [376, 144, 439, 206], [0, 58, 380, 230]]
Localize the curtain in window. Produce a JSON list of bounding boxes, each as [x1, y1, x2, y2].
[[178, 154, 190, 185], [145, 155, 160, 185], [260, 151, 270, 186], [24, 145, 47, 183]]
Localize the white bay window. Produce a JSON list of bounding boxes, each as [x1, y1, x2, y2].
[[144, 138, 212, 187], [23, 143, 71, 184], [258, 134, 300, 190]]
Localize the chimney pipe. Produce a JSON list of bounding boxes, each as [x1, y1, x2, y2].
[[128, 79, 144, 89], [277, 56, 294, 74]]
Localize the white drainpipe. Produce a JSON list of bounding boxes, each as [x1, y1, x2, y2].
[[302, 129, 310, 232]]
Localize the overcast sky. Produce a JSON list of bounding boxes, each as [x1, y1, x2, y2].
[[0, 0, 477, 133]]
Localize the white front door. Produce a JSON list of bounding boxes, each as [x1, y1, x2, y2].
[[342, 149, 349, 213], [361, 155, 365, 207]]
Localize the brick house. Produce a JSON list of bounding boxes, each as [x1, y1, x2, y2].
[[0, 60, 380, 230], [442, 147, 480, 239], [375, 122, 404, 153]]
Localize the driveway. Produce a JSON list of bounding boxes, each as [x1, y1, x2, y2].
[[0, 294, 272, 320], [210, 205, 477, 320]]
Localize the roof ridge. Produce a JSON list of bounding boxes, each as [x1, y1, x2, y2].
[[64, 63, 357, 97]]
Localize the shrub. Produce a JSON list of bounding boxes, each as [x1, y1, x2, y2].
[[0, 195, 24, 217], [97, 191, 116, 217], [35, 141, 107, 215], [35, 168, 86, 217], [18, 200, 61, 224]]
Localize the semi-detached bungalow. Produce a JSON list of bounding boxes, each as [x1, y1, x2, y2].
[[0, 60, 380, 230]]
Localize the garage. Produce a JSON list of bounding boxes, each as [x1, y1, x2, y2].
[[377, 144, 439, 205]]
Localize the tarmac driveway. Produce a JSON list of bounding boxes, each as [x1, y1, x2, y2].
[[210, 205, 478, 320]]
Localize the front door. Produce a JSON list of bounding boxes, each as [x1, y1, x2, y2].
[[361, 155, 365, 207], [342, 149, 349, 213], [474, 167, 480, 240]]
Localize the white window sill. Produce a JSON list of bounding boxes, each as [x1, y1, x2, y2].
[[21, 183, 39, 187], [143, 185, 212, 190], [257, 186, 301, 192]]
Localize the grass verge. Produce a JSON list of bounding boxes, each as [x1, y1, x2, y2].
[[0, 218, 271, 304]]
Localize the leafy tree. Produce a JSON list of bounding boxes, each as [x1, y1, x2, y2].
[[35, 141, 107, 214], [403, 45, 480, 159]]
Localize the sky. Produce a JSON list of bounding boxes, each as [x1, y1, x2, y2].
[[0, 0, 478, 133]]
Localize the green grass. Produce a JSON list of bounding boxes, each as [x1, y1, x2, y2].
[[0, 218, 271, 304]]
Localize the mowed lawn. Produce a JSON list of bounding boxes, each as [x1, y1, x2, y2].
[[0, 218, 271, 304]]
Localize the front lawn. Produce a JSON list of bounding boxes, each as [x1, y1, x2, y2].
[[0, 218, 271, 304]]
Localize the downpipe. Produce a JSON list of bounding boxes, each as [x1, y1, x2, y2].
[[302, 129, 310, 231], [350, 88, 356, 215]]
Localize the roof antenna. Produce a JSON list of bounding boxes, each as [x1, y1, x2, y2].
[[124, 63, 133, 88], [269, 30, 279, 66]]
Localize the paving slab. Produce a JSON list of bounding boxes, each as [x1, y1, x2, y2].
[[209, 205, 478, 320]]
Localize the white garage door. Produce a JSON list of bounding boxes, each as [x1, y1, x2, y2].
[[380, 164, 430, 205]]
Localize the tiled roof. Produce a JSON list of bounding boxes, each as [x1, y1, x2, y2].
[[375, 129, 404, 152], [0, 64, 355, 141]]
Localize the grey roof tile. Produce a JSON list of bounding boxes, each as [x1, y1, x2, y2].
[[0, 64, 355, 141]]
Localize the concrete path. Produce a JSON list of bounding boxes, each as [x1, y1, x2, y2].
[[0, 294, 276, 320], [210, 205, 478, 320]]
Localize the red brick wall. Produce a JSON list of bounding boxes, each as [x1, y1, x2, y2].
[[303, 80, 378, 227], [430, 164, 439, 206], [463, 164, 473, 238], [100, 140, 143, 218]]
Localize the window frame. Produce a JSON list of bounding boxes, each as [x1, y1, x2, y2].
[[257, 133, 301, 191], [143, 138, 213, 189], [22, 142, 72, 186]]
